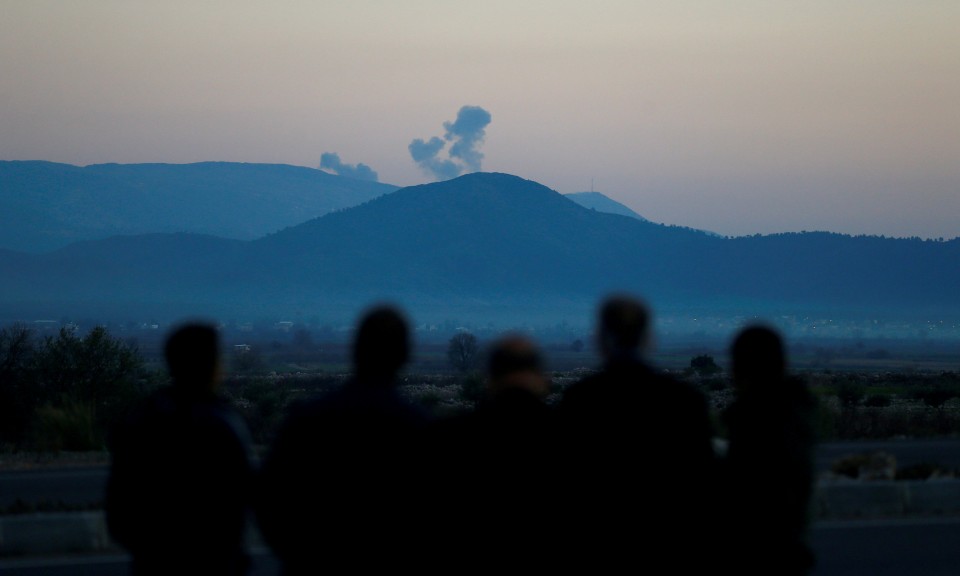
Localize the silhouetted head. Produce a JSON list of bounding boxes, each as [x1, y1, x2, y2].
[[596, 294, 651, 360], [731, 324, 786, 391], [352, 305, 411, 384], [486, 334, 548, 398], [164, 322, 221, 396]]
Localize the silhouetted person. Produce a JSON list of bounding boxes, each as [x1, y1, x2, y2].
[[105, 323, 254, 576], [430, 334, 561, 570], [557, 294, 718, 572], [255, 305, 431, 575], [719, 324, 818, 575]]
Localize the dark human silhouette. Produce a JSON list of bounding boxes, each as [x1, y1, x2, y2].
[[557, 294, 718, 571], [430, 334, 561, 570], [105, 323, 254, 576], [719, 324, 818, 575], [255, 305, 432, 575]]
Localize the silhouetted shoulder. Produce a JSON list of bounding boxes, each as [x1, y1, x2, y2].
[[559, 360, 706, 416]]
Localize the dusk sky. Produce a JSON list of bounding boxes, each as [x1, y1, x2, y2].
[[2, 1, 957, 239]]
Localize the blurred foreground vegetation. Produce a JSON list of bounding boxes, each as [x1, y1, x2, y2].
[[1, 322, 959, 455]]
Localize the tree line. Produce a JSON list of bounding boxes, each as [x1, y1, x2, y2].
[[0, 323, 152, 451]]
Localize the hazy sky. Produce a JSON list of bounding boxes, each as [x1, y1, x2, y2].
[[2, 1, 958, 239]]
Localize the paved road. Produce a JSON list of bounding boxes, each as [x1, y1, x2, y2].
[[810, 517, 960, 575], [4, 519, 960, 576], [0, 468, 107, 510], [5, 438, 960, 510], [5, 439, 960, 574]]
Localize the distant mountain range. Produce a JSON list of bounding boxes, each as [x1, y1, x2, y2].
[[564, 191, 648, 221], [1, 166, 957, 328], [0, 160, 650, 252], [565, 191, 722, 236], [0, 161, 397, 252]]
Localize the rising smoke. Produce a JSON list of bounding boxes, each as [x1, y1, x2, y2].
[[409, 105, 492, 181], [319, 152, 379, 182]]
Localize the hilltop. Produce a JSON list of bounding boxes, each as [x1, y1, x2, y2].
[[1, 170, 958, 331]]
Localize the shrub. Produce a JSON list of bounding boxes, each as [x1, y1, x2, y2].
[[458, 372, 486, 408], [690, 354, 722, 376], [230, 377, 291, 445], [913, 386, 957, 410], [835, 378, 866, 408], [30, 402, 99, 452], [0, 323, 37, 445], [0, 323, 151, 451], [811, 394, 840, 441]]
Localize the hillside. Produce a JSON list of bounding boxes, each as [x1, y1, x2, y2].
[[0, 161, 397, 251], [0, 171, 957, 328], [246, 173, 719, 315], [565, 191, 648, 221]]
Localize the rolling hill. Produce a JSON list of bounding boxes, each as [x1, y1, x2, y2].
[[564, 191, 648, 221], [0, 171, 957, 328], [0, 161, 397, 252]]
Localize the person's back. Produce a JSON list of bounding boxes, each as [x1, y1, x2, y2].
[[720, 325, 818, 575], [557, 295, 717, 571], [564, 358, 714, 477], [255, 305, 431, 575], [105, 323, 254, 576], [431, 335, 560, 570]]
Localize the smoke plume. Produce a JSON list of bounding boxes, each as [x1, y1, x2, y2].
[[319, 152, 379, 182], [409, 105, 491, 180]]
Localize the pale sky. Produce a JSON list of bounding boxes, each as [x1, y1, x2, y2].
[[2, 1, 958, 239]]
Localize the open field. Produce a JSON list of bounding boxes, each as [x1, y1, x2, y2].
[[3, 319, 958, 464]]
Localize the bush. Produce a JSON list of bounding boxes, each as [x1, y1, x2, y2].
[[229, 377, 291, 445], [811, 397, 840, 442], [0, 323, 152, 452], [30, 403, 99, 452], [690, 354, 721, 376], [458, 372, 486, 408], [835, 378, 866, 408], [0, 324, 37, 445], [912, 386, 957, 410]]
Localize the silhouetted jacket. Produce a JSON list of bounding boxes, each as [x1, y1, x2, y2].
[[559, 354, 716, 480], [557, 354, 718, 570], [443, 386, 557, 461], [105, 384, 255, 576], [429, 387, 562, 569], [255, 377, 431, 575], [720, 376, 818, 574]]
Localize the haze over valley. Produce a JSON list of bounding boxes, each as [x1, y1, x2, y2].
[[2, 162, 958, 347]]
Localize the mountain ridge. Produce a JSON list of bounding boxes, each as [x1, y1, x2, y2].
[[564, 191, 648, 221], [1, 169, 957, 328], [0, 160, 397, 252]]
